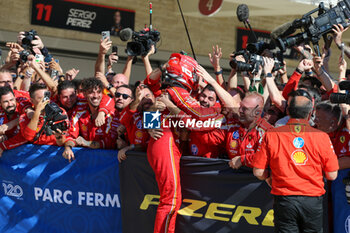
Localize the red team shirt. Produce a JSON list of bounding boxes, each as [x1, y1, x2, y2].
[[0, 100, 29, 150], [19, 111, 72, 146], [119, 106, 149, 150], [252, 118, 339, 196], [328, 121, 350, 158], [68, 106, 114, 149], [53, 93, 115, 119], [225, 117, 272, 167]]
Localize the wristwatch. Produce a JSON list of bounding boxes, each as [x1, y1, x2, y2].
[[266, 73, 273, 78], [107, 84, 113, 91], [214, 69, 223, 75]]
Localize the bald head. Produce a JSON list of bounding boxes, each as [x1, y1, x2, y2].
[[111, 73, 128, 88], [238, 92, 264, 126], [287, 96, 313, 119], [244, 93, 264, 108], [0, 71, 14, 89]]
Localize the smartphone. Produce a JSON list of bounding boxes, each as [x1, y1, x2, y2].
[[43, 91, 51, 101], [35, 54, 44, 63], [102, 31, 110, 41], [112, 45, 118, 54]]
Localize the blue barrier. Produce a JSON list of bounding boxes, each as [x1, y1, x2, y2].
[[0, 144, 122, 233], [332, 168, 350, 233]]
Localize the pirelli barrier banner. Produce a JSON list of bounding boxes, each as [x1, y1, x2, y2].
[[120, 153, 275, 233], [0, 144, 122, 233], [332, 168, 350, 233]]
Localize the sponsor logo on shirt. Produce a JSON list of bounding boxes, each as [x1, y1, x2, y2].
[[135, 130, 143, 139], [230, 140, 238, 149], [341, 147, 347, 154], [293, 137, 304, 148], [191, 144, 198, 155], [81, 124, 87, 132], [232, 130, 239, 139], [291, 150, 308, 165], [294, 125, 302, 133], [246, 143, 253, 149], [136, 120, 143, 129], [96, 128, 103, 135], [341, 136, 346, 143]]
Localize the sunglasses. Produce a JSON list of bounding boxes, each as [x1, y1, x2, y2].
[[115, 92, 131, 100], [289, 89, 313, 102]]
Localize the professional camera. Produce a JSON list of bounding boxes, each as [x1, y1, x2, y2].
[[330, 80, 350, 104], [19, 50, 31, 62], [22, 29, 38, 49], [271, 0, 350, 54], [119, 28, 160, 56], [230, 41, 284, 74], [43, 102, 69, 136]]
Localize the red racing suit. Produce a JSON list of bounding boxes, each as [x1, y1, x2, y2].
[[225, 117, 273, 167], [147, 85, 220, 233]]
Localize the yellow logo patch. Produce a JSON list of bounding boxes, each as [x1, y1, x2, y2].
[[81, 124, 87, 132], [291, 150, 308, 165], [135, 130, 143, 139], [230, 140, 238, 149], [340, 136, 346, 143], [294, 125, 301, 134]]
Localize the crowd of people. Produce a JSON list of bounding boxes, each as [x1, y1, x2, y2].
[[0, 24, 349, 232]]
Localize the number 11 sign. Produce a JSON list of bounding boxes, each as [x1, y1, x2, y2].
[[198, 0, 223, 16]]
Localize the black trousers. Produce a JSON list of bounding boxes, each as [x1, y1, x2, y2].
[[273, 195, 323, 233]]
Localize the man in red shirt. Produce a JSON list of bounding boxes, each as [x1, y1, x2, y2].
[[226, 92, 273, 169], [314, 101, 350, 169], [63, 78, 114, 161], [252, 93, 339, 233], [111, 84, 134, 152], [118, 85, 151, 162], [19, 83, 70, 146], [0, 86, 28, 156], [187, 84, 225, 158]]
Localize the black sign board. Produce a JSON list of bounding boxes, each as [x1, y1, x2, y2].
[[236, 27, 298, 59], [31, 0, 135, 36]]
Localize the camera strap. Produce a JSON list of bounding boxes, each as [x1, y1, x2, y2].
[[33, 118, 49, 142]]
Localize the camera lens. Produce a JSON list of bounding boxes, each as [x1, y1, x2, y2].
[[229, 60, 253, 72]]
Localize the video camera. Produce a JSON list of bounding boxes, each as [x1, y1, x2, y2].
[[119, 27, 160, 56], [22, 29, 38, 49], [330, 80, 350, 104], [271, 0, 350, 55], [34, 91, 69, 138], [230, 41, 284, 74], [43, 102, 69, 136]]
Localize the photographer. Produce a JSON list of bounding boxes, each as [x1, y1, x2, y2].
[[19, 83, 69, 146]]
